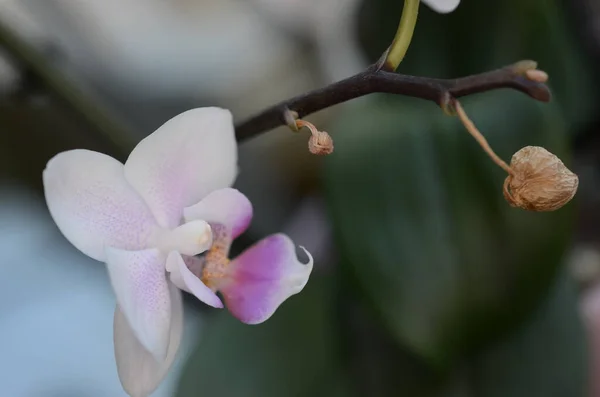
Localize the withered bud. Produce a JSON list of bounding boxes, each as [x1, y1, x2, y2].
[[503, 146, 578, 212], [295, 118, 334, 156], [308, 130, 334, 155]]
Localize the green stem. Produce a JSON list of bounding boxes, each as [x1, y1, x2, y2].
[[383, 0, 420, 71]]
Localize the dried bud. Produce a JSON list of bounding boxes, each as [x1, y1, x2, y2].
[[503, 146, 578, 211], [308, 130, 334, 155], [295, 118, 334, 156]]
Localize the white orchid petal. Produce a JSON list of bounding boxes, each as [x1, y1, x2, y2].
[[183, 188, 253, 239], [114, 283, 183, 397], [124, 108, 238, 229], [422, 0, 460, 13], [166, 255, 203, 292], [166, 251, 224, 308], [43, 149, 159, 262], [106, 247, 171, 361]]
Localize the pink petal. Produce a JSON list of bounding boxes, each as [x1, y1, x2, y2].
[[113, 283, 183, 397], [183, 188, 253, 238], [43, 150, 159, 262], [124, 108, 237, 229], [105, 247, 171, 361], [166, 251, 223, 308], [218, 234, 313, 324]]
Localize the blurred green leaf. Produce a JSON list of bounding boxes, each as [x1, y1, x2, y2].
[[437, 271, 587, 397], [469, 271, 587, 397], [334, 270, 586, 397], [324, 92, 574, 369], [175, 275, 351, 397], [337, 287, 448, 397]]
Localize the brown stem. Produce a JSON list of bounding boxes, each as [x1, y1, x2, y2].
[[295, 119, 320, 136], [453, 100, 513, 175], [235, 62, 550, 142]]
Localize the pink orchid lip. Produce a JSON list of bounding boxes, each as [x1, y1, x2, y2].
[[214, 233, 313, 325], [182, 199, 314, 325]]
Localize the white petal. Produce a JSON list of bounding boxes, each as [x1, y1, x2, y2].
[[166, 251, 223, 308], [105, 247, 171, 361], [124, 108, 238, 229], [422, 0, 460, 13], [183, 188, 253, 238], [167, 255, 205, 291], [43, 150, 159, 262], [114, 283, 183, 397]]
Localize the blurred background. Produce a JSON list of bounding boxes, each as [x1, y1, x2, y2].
[[1, 0, 600, 396]]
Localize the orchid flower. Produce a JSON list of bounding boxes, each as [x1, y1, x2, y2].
[[42, 108, 313, 397], [422, 0, 460, 13]]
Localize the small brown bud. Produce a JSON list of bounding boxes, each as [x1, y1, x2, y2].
[[512, 60, 538, 74], [503, 146, 578, 211], [525, 69, 549, 83], [308, 130, 334, 155]]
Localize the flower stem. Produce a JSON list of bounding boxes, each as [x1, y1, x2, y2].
[[453, 100, 514, 175], [382, 0, 420, 71], [235, 62, 551, 142]]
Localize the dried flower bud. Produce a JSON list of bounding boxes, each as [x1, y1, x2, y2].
[[503, 146, 578, 211], [308, 130, 334, 155], [293, 118, 334, 156]]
